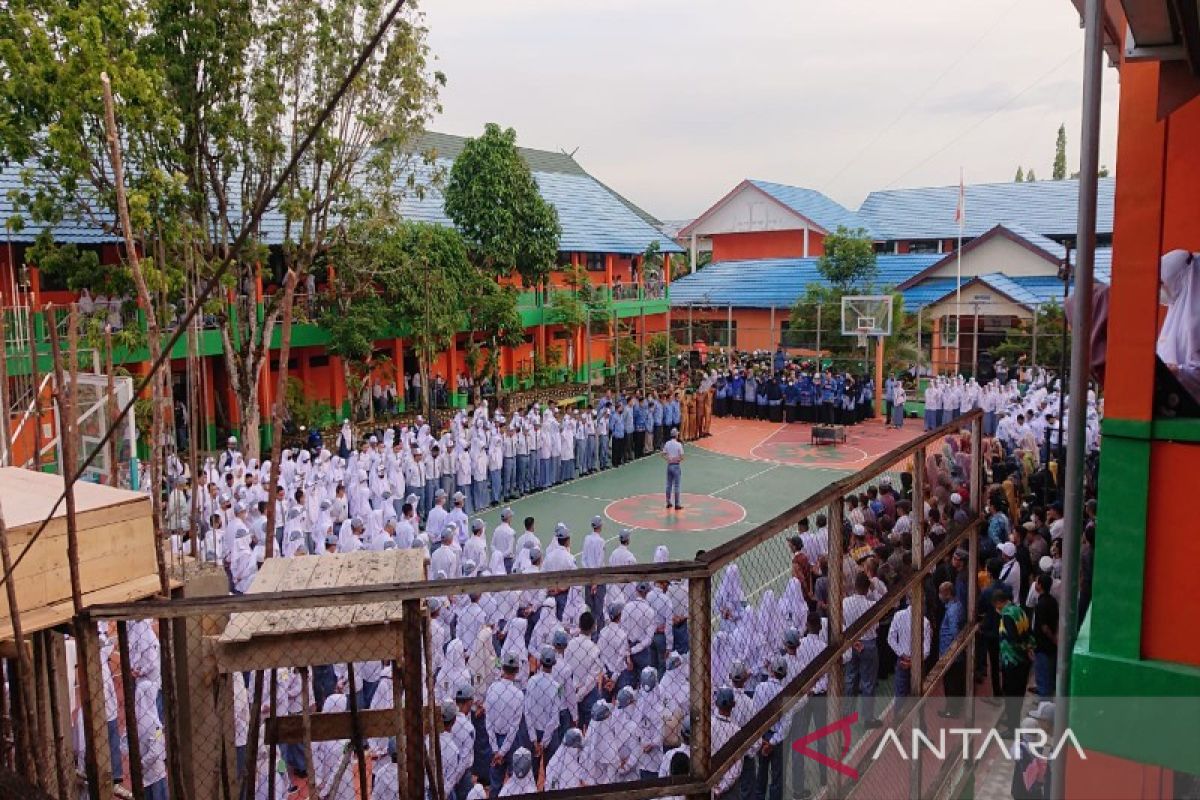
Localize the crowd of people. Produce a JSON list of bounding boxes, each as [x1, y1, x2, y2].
[[135, 367, 1101, 800]]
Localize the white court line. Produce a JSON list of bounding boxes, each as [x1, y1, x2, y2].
[[711, 463, 781, 497], [549, 489, 616, 504]]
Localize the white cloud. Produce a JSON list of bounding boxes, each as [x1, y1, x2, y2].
[[422, 0, 1119, 219]]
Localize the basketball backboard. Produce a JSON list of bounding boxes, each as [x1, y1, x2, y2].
[[840, 295, 893, 337]]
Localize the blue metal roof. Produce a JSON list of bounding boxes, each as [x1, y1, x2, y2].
[[0, 167, 119, 244], [897, 247, 1114, 310], [858, 177, 1114, 241], [669, 253, 942, 308], [749, 179, 873, 236], [2, 143, 680, 256]]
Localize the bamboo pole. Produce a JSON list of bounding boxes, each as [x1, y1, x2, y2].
[[104, 326, 119, 487], [100, 73, 188, 800], [45, 308, 83, 614], [25, 308, 41, 471], [186, 271, 202, 559], [261, 270, 297, 559]]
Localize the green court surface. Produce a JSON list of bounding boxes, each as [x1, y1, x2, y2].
[[474, 446, 846, 566]]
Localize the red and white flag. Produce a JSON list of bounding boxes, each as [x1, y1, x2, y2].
[[954, 168, 966, 227]]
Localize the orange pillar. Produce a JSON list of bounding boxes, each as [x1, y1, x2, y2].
[[393, 339, 404, 405], [448, 336, 457, 394], [874, 336, 885, 417], [605, 254, 614, 288]]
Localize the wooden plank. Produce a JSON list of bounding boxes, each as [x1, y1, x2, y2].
[[0, 573, 167, 642], [265, 708, 398, 744], [350, 552, 397, 626], [0, 466, 149, 529], [91, 560, 711, 621], [186, 615, 223, 800], [2, 514, 157, 614], [213, 625, 402, 673], [249, 556, 321, 637]]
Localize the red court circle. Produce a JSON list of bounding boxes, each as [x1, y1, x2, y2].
[[604, 493, 747, 532]]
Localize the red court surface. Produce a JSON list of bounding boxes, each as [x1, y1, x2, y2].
[[696, 416, 925, 470], [604, 493, 747, 532]]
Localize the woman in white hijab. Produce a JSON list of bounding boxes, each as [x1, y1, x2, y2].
[[467, 624, 497, 703], [336, 518, 363, 554], [312, 694, 355, 800], [779, 576, 808, 633], [654, 545, 670, 563], [367, 675, 395, 757], [135, 677, 168, 800], [714, 564, 746, 626], [755, 589, 785, 667], [1158, 249, 1200, 403], [436, 640, 472, 704]]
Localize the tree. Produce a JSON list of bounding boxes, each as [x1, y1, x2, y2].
[[443, 123, 562, 287], [318, 286, 389, 420], [363, 221, 476, 415], [1, 0, 444, 457], [1026, 168, 1037, 182], [993, 302, 1070, 370], [1014, 166, 1026, 182], [462, 281, 524, 398], [817, 226, 877, 291], [1053, 124, 1068, 180]]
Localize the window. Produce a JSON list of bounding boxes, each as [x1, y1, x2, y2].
[[586, 252, 606, 272], [309, 355, 330, 368], [672, 318, 736, 348], [555, 251, 572, 268], [906, 240, 940, 254]]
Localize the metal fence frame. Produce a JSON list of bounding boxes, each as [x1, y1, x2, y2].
[[73, 411, 984, 800]]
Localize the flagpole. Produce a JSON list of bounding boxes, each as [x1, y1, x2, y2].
[[956, 167, 964, 376]]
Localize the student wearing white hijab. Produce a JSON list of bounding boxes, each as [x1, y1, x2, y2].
[[499, 618, 530, 688], [135, 676, 168, 800], [545, 727, 589, 790], [312, 694, 355, 800], [437, 640, 472, 705], [1158, 249, 1200, 403]]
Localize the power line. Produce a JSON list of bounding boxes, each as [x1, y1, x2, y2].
[[883, 46, 1082, 189], [819, 0, 1024, 192]]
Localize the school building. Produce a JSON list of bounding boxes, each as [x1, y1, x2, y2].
[[0, 130, 681, 456], [669, 175, 1115, 372]]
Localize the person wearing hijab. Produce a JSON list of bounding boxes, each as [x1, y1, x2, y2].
[[715, 564, 746, 626], [312, 694, 355, 800], [1157, 249, 1200, 405], [135, 675, 168, 800], [546, 727, 589, 790], [582, 700, 617, 785], [437, 640, 472, 705]]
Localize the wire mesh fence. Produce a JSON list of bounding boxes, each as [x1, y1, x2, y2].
[[61, 411, 984, 800]]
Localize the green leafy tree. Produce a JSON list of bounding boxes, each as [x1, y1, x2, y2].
[[817, 226, 877, 291], [443, 123, 562, 287], [1014, 166, 1025, 182], [1026, 168, 1037, 182], [993, 302, 1070, 370], [319, 285, 389, 420], [0, 0, 443, 456], [355, 221, 476, 414], [1053, 124, 1068, 180], [463, 281, 524, 397]]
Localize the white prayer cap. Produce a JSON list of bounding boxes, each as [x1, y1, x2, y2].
[[1039, 556, 1054, 572], [999, 542, 1016, 558], [950, 493, 962, 505]]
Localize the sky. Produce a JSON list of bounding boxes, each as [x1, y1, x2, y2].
[[421, 0, 1120, 221]]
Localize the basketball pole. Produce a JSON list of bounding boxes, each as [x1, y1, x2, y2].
[[875, 333, 885, 419]]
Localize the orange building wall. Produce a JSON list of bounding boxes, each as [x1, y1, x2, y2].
[[683, 307, 787, 351], [710, 230, 825, 262], [1102, 58, 1200, 667]]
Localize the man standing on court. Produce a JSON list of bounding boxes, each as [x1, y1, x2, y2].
[[662, 428, 684, 510]]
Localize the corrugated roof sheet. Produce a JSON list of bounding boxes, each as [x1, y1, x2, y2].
[[858, 177, 1114, 240], [669, 253, 942, 308], [749, 179, 873, 236], [1, 132, 680, 255], [0, 168, 119, 244], [897, 247, 1114, 310]]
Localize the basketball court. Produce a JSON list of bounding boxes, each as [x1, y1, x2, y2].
[[474, 294, 918, 569], [474, 415, 923, 566]]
